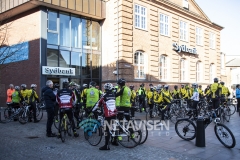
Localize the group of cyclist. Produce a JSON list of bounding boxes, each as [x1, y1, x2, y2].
[[6, 84, 39, 123], [5, 77, 231, 150]]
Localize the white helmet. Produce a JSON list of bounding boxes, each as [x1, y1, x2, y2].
[[15, 86, 20, 90], [31, 84, 37, 88], [104, 83, 113, 91]]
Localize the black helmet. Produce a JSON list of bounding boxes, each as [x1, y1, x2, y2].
[[63, 81, 69, 88], [117, 78, 125, 86], [214, 78, 218, 82], [174, 85, 178, 89], [149, 83, 153, 87], [199, 85, 202, 88], [54, 83, 60, 88], [89, 81, 96, 87], [220, 81, 225, 85], [129, 85, 134, 89]]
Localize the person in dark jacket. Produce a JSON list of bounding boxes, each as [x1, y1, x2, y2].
[[42, 80, 57, 137]]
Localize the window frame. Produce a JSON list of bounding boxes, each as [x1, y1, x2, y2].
[[134, 4, 147, 31], [196, 27, 203, 46], [134, 51, 146, 79], [179, 20, 188, 41], [160, 14, 169, 36], [160, 55, 168, 81]]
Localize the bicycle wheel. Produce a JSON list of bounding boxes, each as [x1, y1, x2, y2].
[[133, 119, 148, 145], [3, 108, 13, 122], [146, 108, 161, 125], [175, 119, 196, 141], [18, 110, 29, 124], [214, 123, 236, 148], [84, 125, 103, 146], [226, 104, 236, 116], [118, 128, 142, 148], [224, 108, 230, 122], [59, 118, 67, 142], [54, 114, 60, 129], [36, 105, 43, 121]]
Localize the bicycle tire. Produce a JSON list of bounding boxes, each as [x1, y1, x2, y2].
[[18, 110, 28, 124], [59, 118, 67, 142], [54, 114, 60, 129], [118, 129, 142, 148], [134, 119, 148, 145], [36, 106, 43, 121], [3, 108, 12, 122], [226, 104, 236, 116], [84, 125, 103, 146], [214, 123, 236, 148], [175, 119, 196, 141], [146, 108, 161, 125]]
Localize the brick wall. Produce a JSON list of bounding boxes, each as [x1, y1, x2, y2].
[[0, 8, 41, 106]]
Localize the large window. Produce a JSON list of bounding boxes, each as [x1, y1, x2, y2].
[[180, 59, 187, 81], [196, 61, 202, 82], [71, 16, 81, 48], [59, 13, 70, 47], [134, 51, 146, 79], [196, 27, 202, 45], [160, 14, 169, 36], [160, 55, 168, 80], [135, 4, 147, 30], [47, 11, 58, 45], [209, 64, 215, 82], [209, 32, 215, 49], [180, 21, 187, 41]]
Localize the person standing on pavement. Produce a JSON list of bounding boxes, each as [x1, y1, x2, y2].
[[236, 84, 240, 114], [138, 84, 146, 112], [210, 78, 221, 110], [42, 80, 57, 137], [27, 84, 39, 123], [6, 84, 15, 104], [188, 83, 199, 117]]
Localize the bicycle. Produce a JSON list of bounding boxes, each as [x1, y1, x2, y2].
[[175, 109, 236, 148], [18, 101, 41, 124], [3, 103, 22, 123], [84, 110, 142, 148]]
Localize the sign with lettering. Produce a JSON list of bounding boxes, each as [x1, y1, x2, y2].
[[173, 43, 197, 54], [42, 66, 75, 76]]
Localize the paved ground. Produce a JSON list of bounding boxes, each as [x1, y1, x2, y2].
[[0, 107, 240, 160]]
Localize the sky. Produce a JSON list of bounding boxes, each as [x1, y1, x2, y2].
[[195, 0, 240, 61]]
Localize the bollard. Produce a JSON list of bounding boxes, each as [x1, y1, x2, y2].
[[195, 116, 205, 147]]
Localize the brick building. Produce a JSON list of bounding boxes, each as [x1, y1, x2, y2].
[[0, 0, 224, 106]]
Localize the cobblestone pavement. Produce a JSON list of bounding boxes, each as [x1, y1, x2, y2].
[[0, 107, 240, 160]]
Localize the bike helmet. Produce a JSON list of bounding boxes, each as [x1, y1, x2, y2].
[[9, 84, 14, 87], [63, 80, 69, 88], [83, 84, 88, 88], [199, 85, 202, 88], [220, 81, 225, 85], [69, 82, 76, 86], [192, 83, 197, 87], [117, 78, 126, 86], [149, 83, 153, 87], [129, 85, 134, 89], [104, 83, 113, 91], [174, 85, 178, 89], [31, 84, 37, 88], [15, 86, 20, 91], [164, 85, 169, 90], [89, 81, 96, 87], [21, 84, 27, 88], [54, 83, 60, 88], [214, 77, 218, 82]]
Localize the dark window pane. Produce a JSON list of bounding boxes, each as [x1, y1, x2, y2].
[[60, 13, 70, 47], [82, 19, 91, 48], [71, 16, 81, 48], [59, 50, 70, 67], [71, 52, 81, 76], [92, 50, 101, 79], [82, 49, 91, 78], [48, 11, 57, 31], [47, 32, 58, 45], [47, 49, 58, 67]]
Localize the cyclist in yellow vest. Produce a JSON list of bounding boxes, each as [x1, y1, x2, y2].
[[113, 85, 120, 107], [85, 81, 100, 115], [180, 84, 186, 98], [129, 85, 136, 117], [220, 81, 230, 104], [171, 85, 180, 99], [27, 84, 40, 123], [81, 84, 88, 109], [20, 84, 29, 102], [147, 86, 154, 117], [198, 85, 204, 99], [183, 84, 192, 108], [138, 84, 146, 112], [210, 78, 221, 109]]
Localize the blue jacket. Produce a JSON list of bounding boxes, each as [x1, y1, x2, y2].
[[236, 88, 240, 99]]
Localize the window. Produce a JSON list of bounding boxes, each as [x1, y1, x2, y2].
[[196, 27, 202, 45], [71, 16, 81, 48], [160, 14, 169, 36], [135, 4, 147, 30], [209, 64, 215, 82], [180, 21, 187, 41], [196, 61, 202, 82], [160, 55, 168, 80], [183, 0, 189, 9], [209, 32, 215, 49], [134, 51, 146, 79], [47, 11, 58, 45], [180, 59, 187, 81], [60, 13, 70, 47]]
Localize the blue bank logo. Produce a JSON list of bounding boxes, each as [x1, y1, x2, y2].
[[79, 119, 101, 136]]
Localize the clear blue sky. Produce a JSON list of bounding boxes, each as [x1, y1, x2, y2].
[[195, 0, 240, 60]]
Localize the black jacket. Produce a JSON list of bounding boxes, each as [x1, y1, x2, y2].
[[42, 86, 56, 109]]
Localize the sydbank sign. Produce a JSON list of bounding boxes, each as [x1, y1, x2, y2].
[[173, 43, 197, 55], [42, 66, 75, 76]]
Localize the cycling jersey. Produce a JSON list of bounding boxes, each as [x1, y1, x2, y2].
[[114, 86, 120, 106], [27, 89, 39, 103], [147, 90, 154, 104], [86, 87, 100, 108], [12, 91, 22, 103], [210, 83, 221, 98], [57, 88, 75, 109], [172, 89, 180, 99], [116, 86, 131, 107], [180, 88, 186, 98], [21, 89, 29, 101], [221, 86, 230, 98], [7, 88, 15, 103], [183, 89, 192, 99]]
